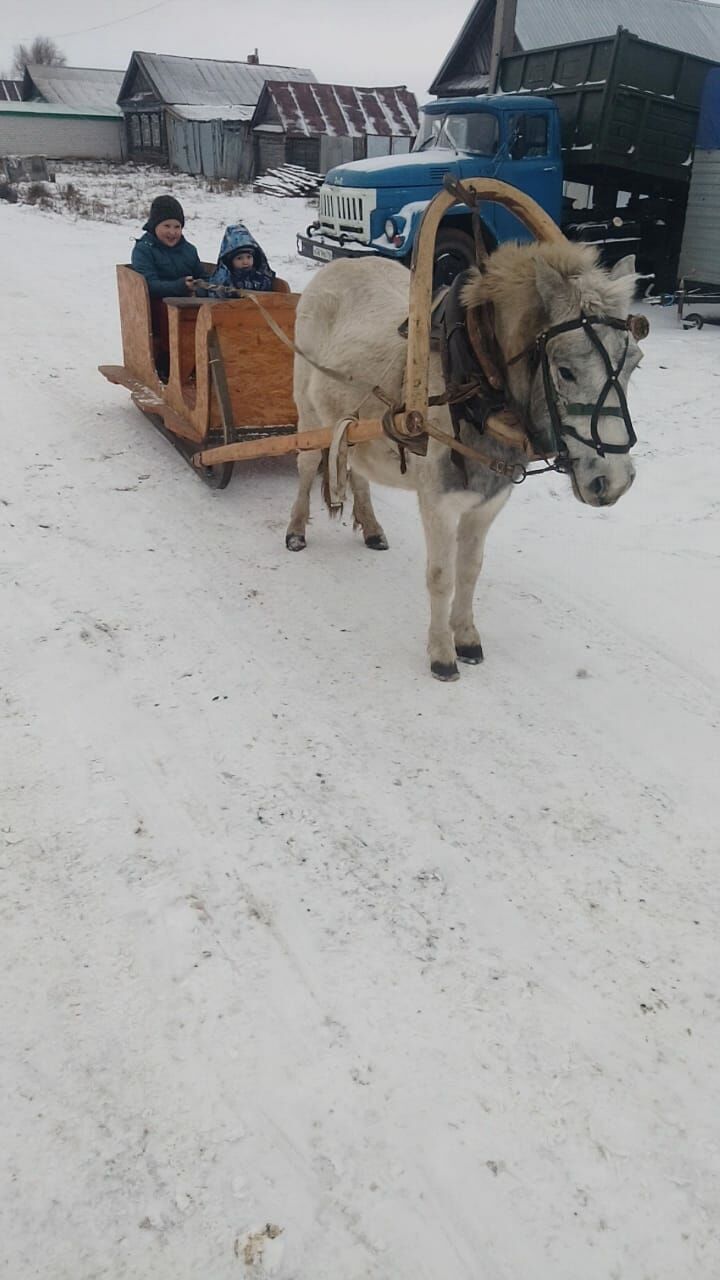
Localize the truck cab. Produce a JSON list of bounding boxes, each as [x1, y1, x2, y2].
[[297, 96, 563, 285]]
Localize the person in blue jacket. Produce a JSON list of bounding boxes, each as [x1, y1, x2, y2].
[[209, 223, 275, 294], [131, 195, 206, 297]]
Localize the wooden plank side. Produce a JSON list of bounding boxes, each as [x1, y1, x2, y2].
[[164, 307, 200, 420], [211, 295, 299, 429], [116, 265, 162, 392]]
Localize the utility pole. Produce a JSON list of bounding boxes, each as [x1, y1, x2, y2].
[[488, 0, 518, 95]]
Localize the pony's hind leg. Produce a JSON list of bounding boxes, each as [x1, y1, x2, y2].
[[286, 448, 322, 551], [350, 470, 389, 551], [419, 494, 460, 680]]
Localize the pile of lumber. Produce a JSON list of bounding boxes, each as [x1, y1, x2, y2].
[[253, 163, 324, 198]]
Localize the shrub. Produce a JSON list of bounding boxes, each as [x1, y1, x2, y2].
[[25, 181, 50, 205], [0, 181, 18, 204]]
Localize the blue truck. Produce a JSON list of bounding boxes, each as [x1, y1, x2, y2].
[[297, 28, 716, 291]]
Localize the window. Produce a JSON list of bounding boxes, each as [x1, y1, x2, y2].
[[413, 112, 498, 156], [464, 114, 499, 156], [508, 113, 549, 159], [128, 110, 165, 154]]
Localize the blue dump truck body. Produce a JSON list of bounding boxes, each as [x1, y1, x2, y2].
[[298, 28, 719, 290], [297, 95, 563, 284]]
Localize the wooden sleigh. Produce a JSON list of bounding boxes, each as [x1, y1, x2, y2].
[[99, 180, 564, 487]]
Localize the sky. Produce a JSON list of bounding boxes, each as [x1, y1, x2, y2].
[[0, 0, 475, 101]]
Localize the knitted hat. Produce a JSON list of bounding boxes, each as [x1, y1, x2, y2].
[[143, 194, 185, 232]]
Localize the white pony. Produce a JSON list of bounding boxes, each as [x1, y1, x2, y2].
[[286, 242, 642, 679]]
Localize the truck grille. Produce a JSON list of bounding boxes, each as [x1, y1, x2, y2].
[[318, 184, 376, 240]]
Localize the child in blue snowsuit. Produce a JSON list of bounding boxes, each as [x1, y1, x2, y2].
[[209, 224, 275, 294]]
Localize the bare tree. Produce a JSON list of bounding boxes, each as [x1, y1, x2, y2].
[[12, 37, 67, 78]]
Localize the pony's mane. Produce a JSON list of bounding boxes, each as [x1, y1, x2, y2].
[[461, 239, 636, 323]]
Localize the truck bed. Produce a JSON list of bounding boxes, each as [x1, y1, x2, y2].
[[499, 26, 716, 194]]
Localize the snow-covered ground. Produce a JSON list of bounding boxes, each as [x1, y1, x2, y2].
[[1, 165, 719, 1280]]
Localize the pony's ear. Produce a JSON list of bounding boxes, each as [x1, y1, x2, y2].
[[534, 256, 570, 312], [606, 254, 639, 314], [608, 255, 636, 280], [604, 254, 632, 280]]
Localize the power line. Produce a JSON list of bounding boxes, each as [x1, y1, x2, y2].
[[21, 0, 179, 42]]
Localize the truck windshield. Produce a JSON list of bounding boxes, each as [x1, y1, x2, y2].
[[414, 113, 499, 156]]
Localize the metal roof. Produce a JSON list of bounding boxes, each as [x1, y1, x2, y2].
[[0, 101, 120, 120], [169, 103, 254, 122], [432, 0, 720, 94], [22, 64, 123, 113], [515, 0, 720, 58], [253, 81, 419, 137], [0, 79, 22, 102], [122, 52, 317, 107]]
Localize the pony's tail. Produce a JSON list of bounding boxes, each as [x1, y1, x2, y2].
[[320, 449, 343, 519]]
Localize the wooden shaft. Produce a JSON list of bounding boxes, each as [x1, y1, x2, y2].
[[195, 417, 385, 467], [404, 178, 565, 429]]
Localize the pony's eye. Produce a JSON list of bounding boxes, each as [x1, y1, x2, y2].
[[558, 366, 576, 382]]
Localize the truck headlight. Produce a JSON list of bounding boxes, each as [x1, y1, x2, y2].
[[384, 217, 397, 240]]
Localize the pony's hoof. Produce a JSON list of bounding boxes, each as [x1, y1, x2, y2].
[[286, 532, 306, 552], [364, 533, 389, 551], [456, 642, 484, 664], [431, 660, 460, 682]]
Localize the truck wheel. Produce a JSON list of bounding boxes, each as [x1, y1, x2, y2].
[[433, 228, 477, 289]]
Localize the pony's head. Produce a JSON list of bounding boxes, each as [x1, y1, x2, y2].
[[462, 242, 644, 506]]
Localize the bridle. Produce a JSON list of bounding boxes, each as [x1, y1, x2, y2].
[[507, 312, 638, 460]]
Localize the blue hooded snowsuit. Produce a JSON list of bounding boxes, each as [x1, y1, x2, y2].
[[209, 224, 275, 293]]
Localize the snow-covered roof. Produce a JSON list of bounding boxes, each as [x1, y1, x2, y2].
[[169, 103, 254, 122], [119, 51, 317, 108], [432, 0, 720, 95], [253, 81, 419, 138], [22, 64, 123, 113]]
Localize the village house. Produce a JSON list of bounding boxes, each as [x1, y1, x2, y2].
[[116, 51, 318, 180], [251, 81, 418, 175], [0, 64, 125, 162]]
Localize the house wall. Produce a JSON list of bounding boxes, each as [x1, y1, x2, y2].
[[254, 132, 412, 176], [678, 150, 720, 285], [0, 114, 124, 161], [166, 116, 253, 180], [255, 131, 287, 174]]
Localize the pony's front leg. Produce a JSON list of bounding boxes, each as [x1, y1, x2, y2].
[[286, 448, 322, 551], [451, 494, 510, 663], [419, 495, 461, 681]]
